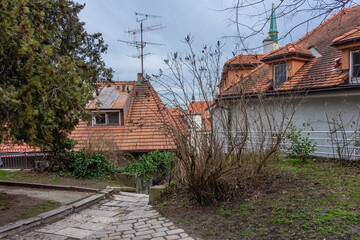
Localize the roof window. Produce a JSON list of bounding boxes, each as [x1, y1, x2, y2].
[[308, 47, 322, 57]]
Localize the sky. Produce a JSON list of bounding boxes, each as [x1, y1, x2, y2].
[[75, 0, 326, 83]]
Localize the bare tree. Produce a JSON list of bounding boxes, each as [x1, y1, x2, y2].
[[222, 0, 357, 53], [151, 36, 298, 204]]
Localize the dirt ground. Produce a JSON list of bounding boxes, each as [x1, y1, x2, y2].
[[0, 186, 93, 227], [154, 159, 360, 240], [0, 192, 60, 226]]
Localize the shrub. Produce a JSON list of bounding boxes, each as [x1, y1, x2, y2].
[[122, 150, 173, 180], [286, 123, 316, 160], [54, 140, 118, 179], [67, 149, 116, 179]]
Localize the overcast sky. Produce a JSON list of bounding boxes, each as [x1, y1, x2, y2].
[[76, 0, 327, 82]]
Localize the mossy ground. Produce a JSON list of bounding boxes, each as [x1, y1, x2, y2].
[[155, 158, 360, 240]]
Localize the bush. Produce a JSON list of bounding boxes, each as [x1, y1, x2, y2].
[[54, 140, 118, 179], [122, 150, 173, 180], [66, 150, 116, 179], [286, 123, 316, 160]]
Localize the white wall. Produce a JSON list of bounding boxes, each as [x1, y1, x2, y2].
[[213, 89, 360, 159]]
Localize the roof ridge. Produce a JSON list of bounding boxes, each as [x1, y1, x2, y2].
[[332, 26, 360, 43], [295, 6, 353, 45]]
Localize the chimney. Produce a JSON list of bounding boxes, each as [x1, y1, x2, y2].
[[137, 73, 143, 85], [263, 37, 274, 54]]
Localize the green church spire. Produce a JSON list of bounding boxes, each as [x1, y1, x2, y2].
[[269, 2, 278, 43]]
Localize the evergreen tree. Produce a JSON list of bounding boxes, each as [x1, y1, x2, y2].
[[0, 0, 113, 151]]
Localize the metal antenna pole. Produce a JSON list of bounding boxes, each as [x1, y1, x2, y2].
[[118, 12, 165, 84], [140, 21, 144, 81]]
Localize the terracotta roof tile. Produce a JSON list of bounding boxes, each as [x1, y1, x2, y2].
[[187, 101, 214, 130], [224, 54, 264, 66], [261, 43, 313, 62], [0, 142, 40, 152], [70, 81, 178, 153], [332, 26, 360, 45], [220, 5, 360, 96]]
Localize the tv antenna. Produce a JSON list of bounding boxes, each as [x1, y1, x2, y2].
[[118, 12, 165, 83]]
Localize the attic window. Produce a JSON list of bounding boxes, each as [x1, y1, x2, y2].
[[95, 114, 106, 125], [273, 63, 287, 89], [93, 111, 120, 126], [350, 50, 360, 84]]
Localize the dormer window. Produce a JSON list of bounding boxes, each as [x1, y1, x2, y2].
[[273, 63, 287, 89], [93, 111, 120, 126], [350, 50, 360, 84]]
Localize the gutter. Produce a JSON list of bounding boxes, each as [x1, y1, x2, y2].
[[218, 84, 360, 101]]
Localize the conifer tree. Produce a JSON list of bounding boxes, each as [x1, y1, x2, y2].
[[0, 0, 113, 151]]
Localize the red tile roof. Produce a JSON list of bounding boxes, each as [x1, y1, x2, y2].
[[187, 101, 213, 130], [0, 142, 40, 153], [70, 81, 177, 153], [224, 54, 264, 66], [261, 43, 313, 62], [220, 5, 360, 96], [332, 26, 360, 46], [187, 101, 213, 114]]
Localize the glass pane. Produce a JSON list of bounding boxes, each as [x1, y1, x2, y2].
[[353, 52, 360, 65], [95, 114, 106, 124], [108, 112, 120, 125], [353, 65, 360, 78], [274, 63, 287, 88]]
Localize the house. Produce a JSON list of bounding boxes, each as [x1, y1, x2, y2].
[[215, 5, 360, 159], [187, 101, 213, 146], [70, 80, 177, 154]]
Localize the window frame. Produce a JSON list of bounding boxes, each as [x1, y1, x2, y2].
[[92, 111, 121, 126], [273, 63, 288, 89], [350, 49, 360, 84]]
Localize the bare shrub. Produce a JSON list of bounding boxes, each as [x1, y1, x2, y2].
[[152, 36, 298, 204], [326, 112, 360, 164]]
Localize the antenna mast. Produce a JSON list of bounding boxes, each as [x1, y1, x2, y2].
[[118, 12, 165, 84]]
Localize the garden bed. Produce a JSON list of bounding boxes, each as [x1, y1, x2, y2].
[[154, 159, 360, 239]]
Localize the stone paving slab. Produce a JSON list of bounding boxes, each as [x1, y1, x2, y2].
[[6, 191, 196, 240]]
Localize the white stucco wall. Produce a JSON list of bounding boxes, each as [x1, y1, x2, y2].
[[213, 89, 360, 159]]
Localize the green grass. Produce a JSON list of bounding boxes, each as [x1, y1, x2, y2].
[[21, 200, 61, 219], [173, 159, 360, 239], [0, 170, 131, 188], [0, 170, 21, 180], [219, 205, 231, 217]]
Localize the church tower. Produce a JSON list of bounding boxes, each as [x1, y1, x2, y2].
[[263, 2, 279, 53]]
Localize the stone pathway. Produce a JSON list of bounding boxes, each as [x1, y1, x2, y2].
[[7, 191, 194, 240]]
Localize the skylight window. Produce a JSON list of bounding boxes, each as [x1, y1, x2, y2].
[[308, 47, 322, 57]]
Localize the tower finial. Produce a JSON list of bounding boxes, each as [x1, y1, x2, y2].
[[269, 2, 278, 43]]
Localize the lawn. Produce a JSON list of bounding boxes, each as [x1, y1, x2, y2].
[[155, 158, 360, 240], [0, 170, 129, 189]]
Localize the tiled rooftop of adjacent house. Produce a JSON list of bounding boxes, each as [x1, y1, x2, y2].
[[187, 101, 213, 130], [224, 54, 264, 66], [261, 43, 313, 62], [220, 5, 360, 96], [70, 81, 177, 153], [332, 26, 360, 45]]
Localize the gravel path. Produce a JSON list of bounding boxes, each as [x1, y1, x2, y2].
[[7, 191, 194, 240]]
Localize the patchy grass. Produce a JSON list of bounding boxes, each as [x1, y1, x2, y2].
[[0, 170, 130, 189], [20, 200, 61, 218], [0, 193, 61, 226], [155, 159, 360, 240]]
